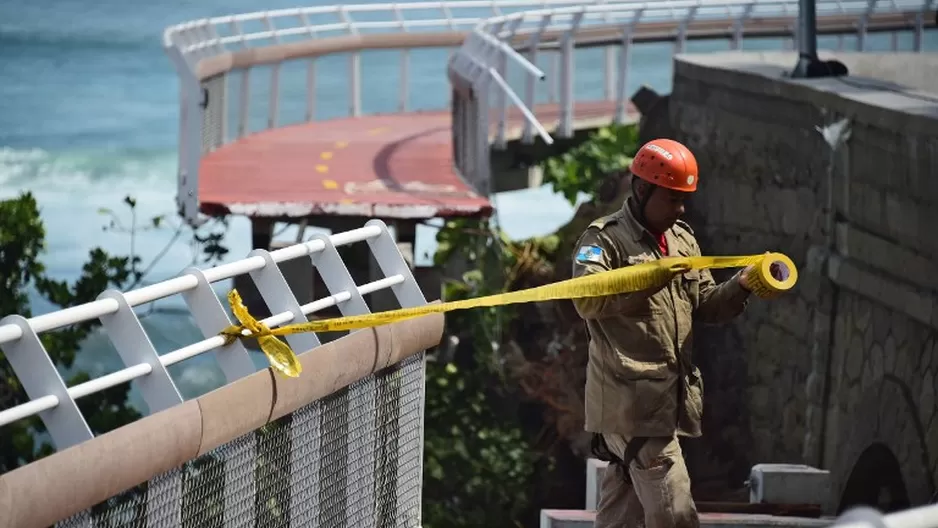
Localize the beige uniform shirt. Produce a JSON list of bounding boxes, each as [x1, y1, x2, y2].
[[572, 198, 751, 438]]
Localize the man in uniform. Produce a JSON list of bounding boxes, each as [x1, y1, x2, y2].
[[571, 138, 757, 528]]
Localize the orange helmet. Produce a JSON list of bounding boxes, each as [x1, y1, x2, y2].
[[629, 138, 699, 192]]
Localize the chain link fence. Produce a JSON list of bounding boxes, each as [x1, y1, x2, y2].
[[55, 353, 425, 528]]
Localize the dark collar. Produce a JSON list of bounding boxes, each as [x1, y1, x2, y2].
[[622, 195, 658, 242]]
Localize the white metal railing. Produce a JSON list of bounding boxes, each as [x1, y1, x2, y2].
[[445, 0, 934, 197], [0, 219, 427, 452], [162, 0, 936, 227]]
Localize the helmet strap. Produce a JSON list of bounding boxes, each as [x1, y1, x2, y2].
[[629, 176, 654, 228]]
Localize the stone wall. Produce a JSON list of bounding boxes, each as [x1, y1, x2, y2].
[[666, 50, 938, 511]]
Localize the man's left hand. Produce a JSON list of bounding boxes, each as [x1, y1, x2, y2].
[[739, 252, 773, 293]]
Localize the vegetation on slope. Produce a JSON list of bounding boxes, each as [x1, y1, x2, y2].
[[0, 121, 639, 526], [422, 123, 640, 527], [0, 193, 227, 474]]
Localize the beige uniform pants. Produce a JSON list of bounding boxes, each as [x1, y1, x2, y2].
[[594, 434, 699, 528]]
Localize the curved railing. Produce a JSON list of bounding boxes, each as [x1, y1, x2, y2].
[[0, 220, 426, 452], [446, 0, 935, 192], [162, 0, 935, 226]]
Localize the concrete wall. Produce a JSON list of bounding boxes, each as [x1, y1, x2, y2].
[[665, 50, 938, 511]]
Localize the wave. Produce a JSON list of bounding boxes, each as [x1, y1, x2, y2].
[[0, 146, 177, 191], [0, 26, 157, 54]]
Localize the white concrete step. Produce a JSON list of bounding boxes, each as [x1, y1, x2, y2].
[[585, 459, 832, 513], [541, 510, 834, 528]]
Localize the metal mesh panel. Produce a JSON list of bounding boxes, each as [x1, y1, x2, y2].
[[55, 352, 426, 528], [201, 74, 227, 154]]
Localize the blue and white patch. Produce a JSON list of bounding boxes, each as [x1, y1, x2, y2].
[[576, 245, 604, 264]]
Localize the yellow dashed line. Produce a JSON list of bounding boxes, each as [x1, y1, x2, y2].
[[316, 164, 329, 173], [323, 179, 338, 190], [367, 127, 389, 135], [320, 151, 333, 160], [335, 141, 348, 149], [340, 198, 354, 204]]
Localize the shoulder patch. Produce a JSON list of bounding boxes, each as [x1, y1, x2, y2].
[[575, 244, 605, 265], [588, 214, 618, 231], [627, 253, 655, 265]]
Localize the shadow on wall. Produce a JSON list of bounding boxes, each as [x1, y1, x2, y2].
[[839, 442, 911, 514]]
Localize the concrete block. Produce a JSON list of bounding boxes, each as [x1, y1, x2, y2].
[[749, 464, 831, 506], [540, 510, 832, 527], [541, 510, 595, 528], [585, 458, 609, 510]]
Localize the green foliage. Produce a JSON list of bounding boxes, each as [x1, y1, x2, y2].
[[423, 217, 562, 528], [423, 124, 643, 525], [423, 361, 538, 528], [0, 191, 229, 474], [542, 123, 641, 206]]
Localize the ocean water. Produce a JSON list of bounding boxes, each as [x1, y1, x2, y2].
[[0, 0, 933, 414]]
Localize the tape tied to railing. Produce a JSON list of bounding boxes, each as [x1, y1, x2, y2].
[[220, 252, 798, 378]]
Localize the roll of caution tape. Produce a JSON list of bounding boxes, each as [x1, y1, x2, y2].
[[743, 253, 798, 300], [220, 252, 798, 378]]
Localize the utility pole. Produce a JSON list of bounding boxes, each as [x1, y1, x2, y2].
[[790, 0, 849, 78]]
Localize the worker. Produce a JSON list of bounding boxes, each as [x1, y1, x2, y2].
[[571, 138, 758, 528]]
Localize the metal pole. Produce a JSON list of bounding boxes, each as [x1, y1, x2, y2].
[[798, 0, 818, 59], [791, 0, 849, 78]]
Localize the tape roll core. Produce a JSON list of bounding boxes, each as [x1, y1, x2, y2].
[[746, 253, 798, 300]]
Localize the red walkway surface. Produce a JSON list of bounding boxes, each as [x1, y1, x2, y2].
[[199, 101, 631, 220]]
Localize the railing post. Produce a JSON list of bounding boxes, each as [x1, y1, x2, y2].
[[351, 52, 362, 117], [227, 19, 251, 138], [97, 290, 184, 412], [591, 0, 615, 102], [732, 3, 755, 50], [857, 0, 878, 51], [494, 18, 524, 149], [238, 70, 251, 136], [200, 21, 228, 148], [675, 5, 699, 54], [394, 5, 410, 113], [474, 87, 492, 196], [0, 315, 94, 450], [299, 12, 318, 122], [181, 267, 257, 382], [365, 220, 428, 525], [400, 50, 410, 113], [615, 9, 644, 125], [310, 234, 377, 528], [522, 14, 552, 144], [559, 11, 584, 139], [165, 39, 204, 226], [913, 0, 934, 51], [338, 7, 362, 117], [549, 52, 559, 103], [605, 47, 615, 102], [364, 220, 427, 308], [247, 249, 322, 353], [263, 14, 281, 129]]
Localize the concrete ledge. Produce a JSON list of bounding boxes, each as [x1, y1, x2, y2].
[[749, 464, 832, 507], [673, 51, 938, 137], [541, 509, 833, 527], [828, 253, 938, 331], [834, 222, 938, 293]]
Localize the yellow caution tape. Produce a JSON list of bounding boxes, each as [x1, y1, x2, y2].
[[221, 252, 797, 378]]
